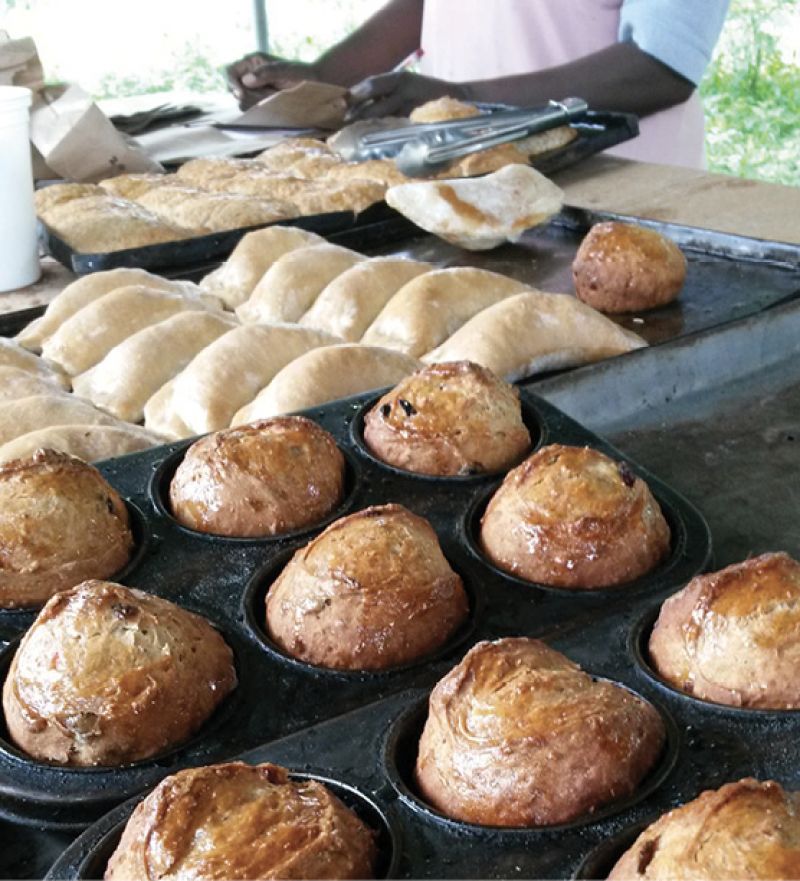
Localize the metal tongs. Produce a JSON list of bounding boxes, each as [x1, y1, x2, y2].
[[334, 97, 588, 177]]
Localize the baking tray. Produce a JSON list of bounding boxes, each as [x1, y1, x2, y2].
[[40, 299, 800, 879], [0, 387, 710, 834], [37, 110, 638, 278]]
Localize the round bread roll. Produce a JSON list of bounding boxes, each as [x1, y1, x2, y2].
[[480, 444, 670, 588], [105, 762, 377, 881], [608, 778, 800, 880], [2, 580, 236, 766], [363, 361, 531, 476], [169, 416, 345, 538], [648, 552, 800, 708], [0, 449, 134, 608], [416, 638, 665, 826], [266, 503, 468, 670], [572, 221, 687, 313]]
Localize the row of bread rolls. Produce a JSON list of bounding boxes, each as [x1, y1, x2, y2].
[[36, 95, 577, 255], [8, 224, 646, 456]]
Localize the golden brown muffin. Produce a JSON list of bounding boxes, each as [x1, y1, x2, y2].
[[572, 222, 687, 313], [608, 778, 800, 879], [0, 450, 134, 608], [416, 638, 665, 826], [409, 96, 481, 123], [480, 444, 670, 589], [266, 504, 468, 671], [648, 552, 800, 708], [363, 361, 531, 476], [169, 416, 345, 538], [2, 580, 236, 766], [105, 762, 377, 881]]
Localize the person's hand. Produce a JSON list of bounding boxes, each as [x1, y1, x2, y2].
[[346, 70, 466, 120], [225, 52, 318, 109]]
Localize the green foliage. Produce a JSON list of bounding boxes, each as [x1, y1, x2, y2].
[[94, 44, 224, 99], [701, 0, 800, 185]]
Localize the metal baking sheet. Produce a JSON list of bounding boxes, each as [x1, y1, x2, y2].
[[37, 111, 637, 278], [0, 388, 708, 841], [41, 301, 800, 880]]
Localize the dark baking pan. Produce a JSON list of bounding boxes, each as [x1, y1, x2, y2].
[[0, 389, 710, 833]]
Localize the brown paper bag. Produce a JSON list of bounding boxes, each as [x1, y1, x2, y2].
[[0, 33, 44, 90], [224, 80, 348, 130], [29, 84, 162, 182]]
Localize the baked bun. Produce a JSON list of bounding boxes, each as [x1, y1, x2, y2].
[[2, 580, 236, 765], [608, 778, 800, 880], [573, 222, 687, 313], [266, 504, 468, 670], [105, 762, 377, 881], [169, 416, 345, 538], [649, 552, 800, 708], [363, 361, 531, 476], [480, 444, 670, 588], [416, 638, 665, 826], [0, 450, 133, 608]]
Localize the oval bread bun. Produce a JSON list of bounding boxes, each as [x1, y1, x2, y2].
[[416, 638, 665, 826], [649, 552, 800, 708], [169, 416, 345, 538], [572, 221, 687, 313], [0, 449, 133, 608], [266, 503, 468, 670], [2, 580, 237, 765], [608, 778, 800, 880], [105, 762, 377, 881], [480, 444, 671, 589], [363, 360, 531, 476]]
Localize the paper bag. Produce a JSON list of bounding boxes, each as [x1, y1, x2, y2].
[[223, 80, 348, 131], [0, 33, 44, 91], [29, 83, 162, 182]]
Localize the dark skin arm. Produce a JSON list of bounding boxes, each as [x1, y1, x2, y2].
[[348, 42, 695, 119], [226, 0, 423, 108]]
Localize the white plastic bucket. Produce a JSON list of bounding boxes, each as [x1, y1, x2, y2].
[[0, 86, 41, 292]]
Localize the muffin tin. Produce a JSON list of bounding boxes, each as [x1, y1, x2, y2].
[[0, 387, 709, 839]]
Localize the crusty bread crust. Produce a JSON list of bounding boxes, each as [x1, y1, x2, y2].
[[170, 416, 345, 538], [416, 638, 665, 826], [480, 444, 670, 588], [3, 580, 236, 765], [266, 504, 468, 670], [363, 360, 531, 476], [649, 552, 800, 708], [0, 450, 133, 608]]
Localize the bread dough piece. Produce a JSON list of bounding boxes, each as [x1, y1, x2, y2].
[[232, 344, 420, 424], [42, 285, 219, 376], [0, 424, 159, 465], [362, 267, 530, 357], [143, 379, 193, 441], [289, 178, 386, 215], [99, 173, 171, 200], [324, 158, 410, 187], [236, 243, 366, 324], [300, 257, 432, 341], [72, 311, 239, 423], [608, 778, 800, 880], [447, 143, 531, 178], [0, 337, 68, 386], [0, 394, 121, 446], [169, 324, 340, 435], [0, 366, 69, 403], [16, 268, 201, 352], [175, 157, 257, 187], [136, 186, 293, 234], [409, 96, 481, 123], [423, 290, 646, 380], [386, 163, 564, 250], [516, 125, 578, 157], [199, 225, 325, 309], [39, 194, 192, 253], [34, 183, 104, 214]]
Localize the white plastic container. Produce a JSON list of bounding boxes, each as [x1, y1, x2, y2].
[[0, 86, 40, 292]]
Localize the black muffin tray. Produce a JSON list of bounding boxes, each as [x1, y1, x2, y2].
[[0, 388, 711, 873]]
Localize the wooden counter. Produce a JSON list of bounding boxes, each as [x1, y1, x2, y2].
[[3, 155, 798, 316]]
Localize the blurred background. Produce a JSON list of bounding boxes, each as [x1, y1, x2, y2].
[[2, 0, 798, 184]]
